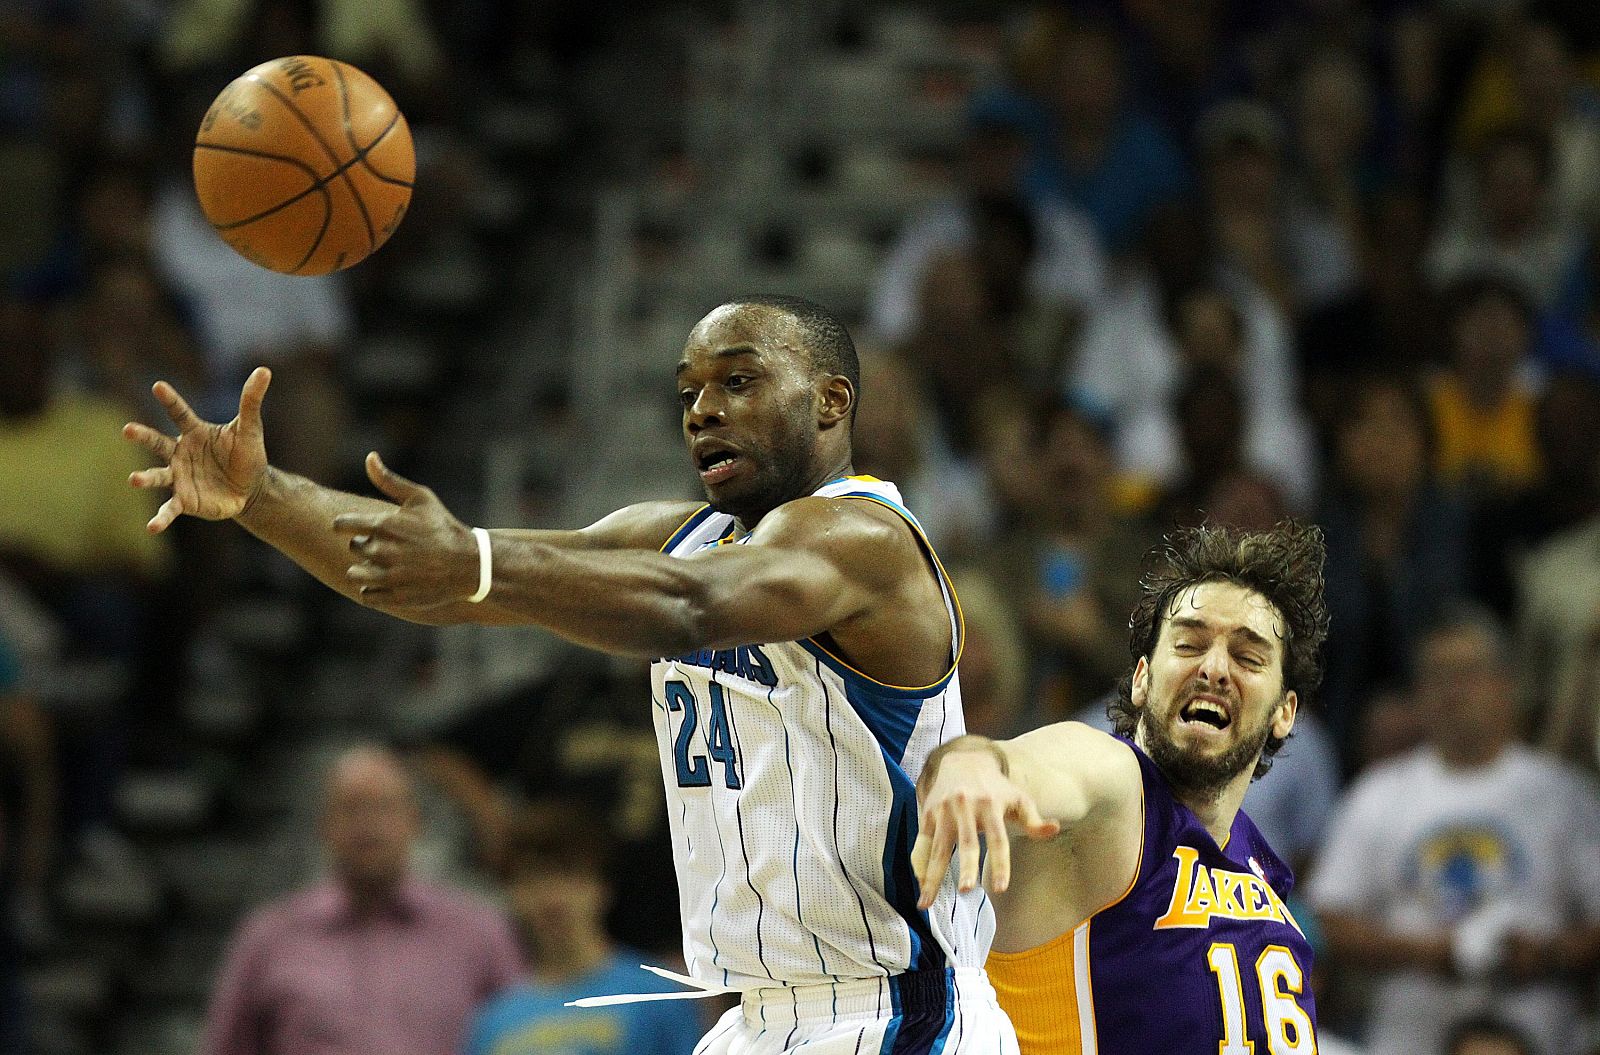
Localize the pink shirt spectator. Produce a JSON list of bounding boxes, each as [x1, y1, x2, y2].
[[202, 879, 523, 1055]]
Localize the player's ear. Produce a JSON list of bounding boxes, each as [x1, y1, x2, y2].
[[1271, 690, 1298, 741], [818, 375, 853, 428], [1130, 656, 1150, 711]]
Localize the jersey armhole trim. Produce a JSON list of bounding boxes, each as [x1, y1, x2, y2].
[[802, 492, 965, 694], [660, 504, 714, 553]]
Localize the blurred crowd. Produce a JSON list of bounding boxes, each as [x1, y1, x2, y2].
[[3, 1, 1600, 1054]]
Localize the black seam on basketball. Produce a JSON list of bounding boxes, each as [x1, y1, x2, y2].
[[331, 63, 375, 249], [196, 141, 372, 232], [196, 143, 328, 229], [255, 73, 375, 254], [291, 188, 335, 274], [332, 63, 412, 188]]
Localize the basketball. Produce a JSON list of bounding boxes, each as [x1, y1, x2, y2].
[[192, 56, 414, 276]]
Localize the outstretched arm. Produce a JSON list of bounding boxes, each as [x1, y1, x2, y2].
[[911, 723, 1139, 905], [335, 491, 913, 655], [124, 369, 700, 624]]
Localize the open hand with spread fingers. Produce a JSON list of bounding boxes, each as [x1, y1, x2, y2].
[[124, 366, 272, 532], [330, 453, 481, 611], [910, 740, 1060, 909]]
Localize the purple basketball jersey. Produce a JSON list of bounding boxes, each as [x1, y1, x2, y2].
[[990, 738, 1318, 1055]]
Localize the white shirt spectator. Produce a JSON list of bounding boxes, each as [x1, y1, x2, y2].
[[1309, 743, 1600, 1055], [1071, 271, 1316, 508], [867, 197, 1105, 345], [1424, 212, 1585, 309], [1516, 516, 1600, 765]]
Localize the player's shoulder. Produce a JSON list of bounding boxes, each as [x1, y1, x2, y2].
[[581, 500, 710, 550], [1015, 720, 1138, 763], [753, 495, 925, 582], [1009, 721, 1143, 803], [759, 492, 918, 547]]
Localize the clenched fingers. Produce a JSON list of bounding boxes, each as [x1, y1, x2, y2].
[[332, 513, 394, 537], [346, 562, 387, 584]]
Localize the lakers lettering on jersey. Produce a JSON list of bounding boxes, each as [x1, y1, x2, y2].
[[988, 740, 1317, 1055], [649, 476, 994, 992]]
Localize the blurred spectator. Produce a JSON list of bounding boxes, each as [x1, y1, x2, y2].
[[1148, 362, 1290, 531], [0, 630, 50, 1055], [1429, 274, 1542, 498], [1297, 189, 1449, 447], [1426, 126, 1588, 309], [1196, 98, 1298, 317], [1453, 16, 1600, 230], [463, 803, 702, 1055], [850, 351, 995, 557], [1195, 468, 1291, 533], [161, 0, 444, 100], [1354, 686, 1428, 773], [1442, 1014, 1538, 1055], [893, 241, 1022, 457], [1309, 607, 1600, 1055], [1239, 709, 1340, 875], [1076, 254, 1316, 508], [1517, 471, 1600, 767], [867, 115, 1104, 365], [64, 253, 208, 422], [1468, 373, 1600, 617], [0, 293, 170, 834], [13, 153, 159, 302], [983, 395, 1157, 723], [1116, 0, 1264, 145], [1284, 50, 1379, 313], [943, 567, 1026, 740], [416, 654, 681, 957], [1374, 8, 1448, 196], [1319, 374, 1468, 771], [202, 745, 521, 1055], [0, 295, 166, 635], [1017, 18, 1191, 251]]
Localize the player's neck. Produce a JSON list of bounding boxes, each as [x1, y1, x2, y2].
[[1174, 768, 1253, 847], [805, 455, 855, 496], [738, 455, 856, 530]]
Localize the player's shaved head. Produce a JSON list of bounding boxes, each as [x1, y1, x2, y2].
[[720, 295, 861, 420]]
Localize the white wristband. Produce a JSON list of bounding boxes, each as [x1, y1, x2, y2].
[[467, 527, 492, 603]]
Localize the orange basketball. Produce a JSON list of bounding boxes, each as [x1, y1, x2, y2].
[[192, 56, 414, 276]]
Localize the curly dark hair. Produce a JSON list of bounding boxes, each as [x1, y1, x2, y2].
[[1108, 521, 1329, 779]]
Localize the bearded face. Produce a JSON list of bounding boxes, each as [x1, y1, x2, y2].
[[1131, 581, 1297, 799]]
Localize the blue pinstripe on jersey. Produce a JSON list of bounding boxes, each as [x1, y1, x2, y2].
[[819, 658, 883, 969], [719, 673, 775, 981]]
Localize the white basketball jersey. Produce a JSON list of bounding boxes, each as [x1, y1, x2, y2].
[[649, 476, 994, 991]]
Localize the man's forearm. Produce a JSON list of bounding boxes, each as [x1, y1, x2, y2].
[[236, 466, 399, 604], [474, 536, 712, 655]]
